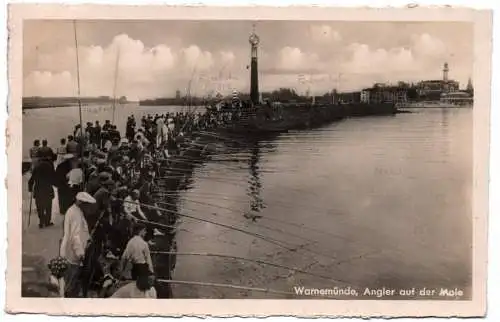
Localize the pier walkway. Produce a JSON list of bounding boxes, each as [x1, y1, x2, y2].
[[21, 172, 63, 297]]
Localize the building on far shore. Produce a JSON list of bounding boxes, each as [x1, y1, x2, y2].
[[416, 62, 460, 101], [360, 83, 408, 105]]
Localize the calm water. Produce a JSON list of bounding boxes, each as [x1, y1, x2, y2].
[[22, 106, 472, 299]]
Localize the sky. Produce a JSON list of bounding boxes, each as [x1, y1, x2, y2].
[[23, 20, 473, 100]]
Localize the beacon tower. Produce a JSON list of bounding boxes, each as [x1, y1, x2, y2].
[[249, 28, 260, 105], [443, 62, 449, 82]]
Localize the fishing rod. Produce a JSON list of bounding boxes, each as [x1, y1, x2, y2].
[[155, 199, 349, 248], [148, 199, 343, 262], [73, 20, 85, 173], [162, 189, 333, 217], [157, 175, 249, 190], [153, 190, 350, 242], [185, 61, 199, 116], [111, 47, 121, 125], [139, 197, 358, 266], [152, 251, 350, 285], [119, 199, 296, 251]]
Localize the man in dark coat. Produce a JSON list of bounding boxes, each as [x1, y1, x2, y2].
[[38, 139, 56, 163], [66, 135, 80, 156], [55, 154, 74, 215], [28, 156, 57, 228]]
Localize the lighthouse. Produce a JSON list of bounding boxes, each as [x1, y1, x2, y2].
[[249, 26, 260, 105], [443, 62, 449, 82]]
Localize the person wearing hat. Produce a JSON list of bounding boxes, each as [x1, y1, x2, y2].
[[91, 178, 115, 229], [59, 191, 96, 297], [85, 170, 103, 196], [28, 154, 57, 228]]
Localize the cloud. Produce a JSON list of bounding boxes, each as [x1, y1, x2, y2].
[[181, 45, 214, 71], [23, 31, 470, 98], [24, 71, 75, 97], [276, 47, 321, 71], [343, 43, 420, 75], [411, 33, 447, 58], [24, 34, 235, 99]]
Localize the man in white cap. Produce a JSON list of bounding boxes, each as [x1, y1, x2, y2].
[[60, 191, 96, 297]]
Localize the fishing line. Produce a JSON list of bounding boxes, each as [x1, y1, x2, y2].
[[147, 199, 342, 262], [152, 251, 350, 285]]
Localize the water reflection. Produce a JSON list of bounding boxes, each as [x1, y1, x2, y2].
[[172, 108, 473, 299], [247, 142, 265, 214], [440, 108, 450, 156]]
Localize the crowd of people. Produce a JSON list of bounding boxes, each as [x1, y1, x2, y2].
[[27, 106, 249, 298]]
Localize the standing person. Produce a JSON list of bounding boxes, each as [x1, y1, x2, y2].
[[155, 118, 168, 148], [59, 192, 96, 298], [102, 119, 112, 132], [110, 125, 121, 143], [119, 223, 155, 281], [166, 119, 178, 156], [38, 139, 56, 163], [126, 116, 135, 142], [66, 135, 79, 155], [29, 139, 41, 172], [67, 159, 84, 203], [90, 178, 115, 230], [28, 155, 57, 228], [80, 178, 115, 298], [55, 154, 74, 215], [74, 125, 83, 142], [94, 121, 102, 147], [56, 138, 67, 166]]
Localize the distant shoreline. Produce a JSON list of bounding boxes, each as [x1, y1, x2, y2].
[[22, 96, 128, 110]]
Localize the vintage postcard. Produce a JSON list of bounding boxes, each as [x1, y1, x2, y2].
[[6, 4, 492, 318]]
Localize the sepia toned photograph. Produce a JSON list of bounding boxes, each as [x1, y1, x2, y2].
[[6, 4, 491, 318]]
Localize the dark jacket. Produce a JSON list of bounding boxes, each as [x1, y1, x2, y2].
[[55, 159, 72, 189], [37, 146, 56, 161], [28, 160, 56, 199], [66, 140, 80, 154]]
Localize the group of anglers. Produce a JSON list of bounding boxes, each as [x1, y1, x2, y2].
[[27, 106, 246, 298]]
